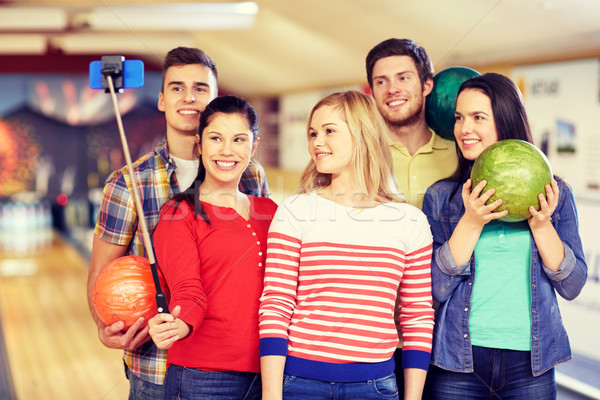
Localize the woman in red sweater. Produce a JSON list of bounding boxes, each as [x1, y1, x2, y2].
[[148, 95, 277, 399]]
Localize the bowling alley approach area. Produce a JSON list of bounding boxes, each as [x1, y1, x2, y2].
[[0, 220, 129, 399]]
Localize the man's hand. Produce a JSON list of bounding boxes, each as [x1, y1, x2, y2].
[[97, 316, 151, 350]]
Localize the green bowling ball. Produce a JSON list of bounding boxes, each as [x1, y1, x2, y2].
[[425, 67, 480, 141], [470, 140, 553, 222]]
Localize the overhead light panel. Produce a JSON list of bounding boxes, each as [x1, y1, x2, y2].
[[0, 8, 67, 31], [0, 34, 47, 54], [51, 33, 196, 55], [82, 2, 259, 31]]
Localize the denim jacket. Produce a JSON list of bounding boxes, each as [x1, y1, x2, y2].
[[422, 177, 587, 376]]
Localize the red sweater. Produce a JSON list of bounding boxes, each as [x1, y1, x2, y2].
[[154, 196, 277, 372]]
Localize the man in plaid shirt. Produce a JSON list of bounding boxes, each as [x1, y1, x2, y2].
[[87, 47, 269, 399]]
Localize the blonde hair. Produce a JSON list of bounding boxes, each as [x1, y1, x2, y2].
[[297, 90, 404, 204]]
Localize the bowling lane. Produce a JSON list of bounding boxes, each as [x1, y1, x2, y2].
[[0, 232, 129, 400]]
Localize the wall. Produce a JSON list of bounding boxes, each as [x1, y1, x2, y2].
[[512, 58, 600, 361]]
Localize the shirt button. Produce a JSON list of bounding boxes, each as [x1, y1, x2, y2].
[[258, 262, 263, 267], [464, 308, 469, 312], [259, 252, 263, 256], [463, 334, 468, 338], [252, 232, 257, 236], [247, 224, 251, 228], [257, 241, 260, 245]]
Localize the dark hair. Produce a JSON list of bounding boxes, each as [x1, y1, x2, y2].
[[166, 95, 259, 224], [366, 38, 434, 90], [447, 72, 534, 185], [161, 47, 218, 92]]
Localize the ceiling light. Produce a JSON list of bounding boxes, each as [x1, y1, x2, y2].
[[0, 8, 67, 31], [83, 2, 259, 31], [0, 34, 47, 54], [50, 33, 195, 55]]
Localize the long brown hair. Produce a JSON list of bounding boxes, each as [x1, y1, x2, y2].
[[448, 73, 533, 185]]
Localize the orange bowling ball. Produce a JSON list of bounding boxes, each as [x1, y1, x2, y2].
[[93, 255, 159, 330]]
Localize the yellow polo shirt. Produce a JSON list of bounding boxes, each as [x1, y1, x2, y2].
[[390, 130, 458, 209]]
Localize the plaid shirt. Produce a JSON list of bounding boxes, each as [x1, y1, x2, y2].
[[94, 138, 269, 385]]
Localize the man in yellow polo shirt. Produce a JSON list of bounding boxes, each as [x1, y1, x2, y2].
[[366, 38, 458, 399], [366, 38, 457, 209]]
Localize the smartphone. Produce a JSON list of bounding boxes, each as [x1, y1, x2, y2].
[[89, 57, 144, 91]]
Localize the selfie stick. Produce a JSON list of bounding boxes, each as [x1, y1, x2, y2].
[[102, 67, 169, 314]]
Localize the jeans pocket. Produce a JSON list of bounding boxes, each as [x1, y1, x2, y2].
[[282, 374, 297, 391], [371, 373, 398, 397]]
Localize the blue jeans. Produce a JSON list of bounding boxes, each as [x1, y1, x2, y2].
[[165, 364, 261, 400], [429, 346, 557, 400], [282, 373, 398, 400], [125, 363, 165, 400], [393, 349, 405, 399]]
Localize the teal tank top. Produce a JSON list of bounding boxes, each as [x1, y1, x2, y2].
[[470, 220, 532, 351]]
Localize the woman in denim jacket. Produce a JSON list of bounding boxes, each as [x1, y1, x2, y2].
[[422, 73, 587, 400]]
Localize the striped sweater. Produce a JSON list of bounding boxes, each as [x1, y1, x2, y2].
[[259, 193, 434, 382]]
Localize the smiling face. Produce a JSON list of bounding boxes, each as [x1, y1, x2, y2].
[[308, 105, 354, 179], [158, 63, 216, 138], [454, 88, 499, 160], [200, 112, 256, 188], [370, 55, 432, 127]]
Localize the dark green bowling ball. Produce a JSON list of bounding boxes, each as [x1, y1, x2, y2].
[[425, 67, 480, 141]]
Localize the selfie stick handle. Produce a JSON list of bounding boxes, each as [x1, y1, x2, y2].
[[105, 75, 169, 314]]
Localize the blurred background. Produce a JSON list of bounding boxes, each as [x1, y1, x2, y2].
[[0, 0, 599, 399]]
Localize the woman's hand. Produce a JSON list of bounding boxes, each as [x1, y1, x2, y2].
[[461, 179, 508, 226], [528, 179, 564, 272], [448, 179, 509, 266], [529, 179, 559, 230], [148, 305, 187, 349]]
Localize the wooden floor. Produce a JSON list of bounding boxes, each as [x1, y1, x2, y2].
[[0, 234, 129, 400]]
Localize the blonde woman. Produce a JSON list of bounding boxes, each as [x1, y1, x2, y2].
[[259, 91, 434, 400]]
